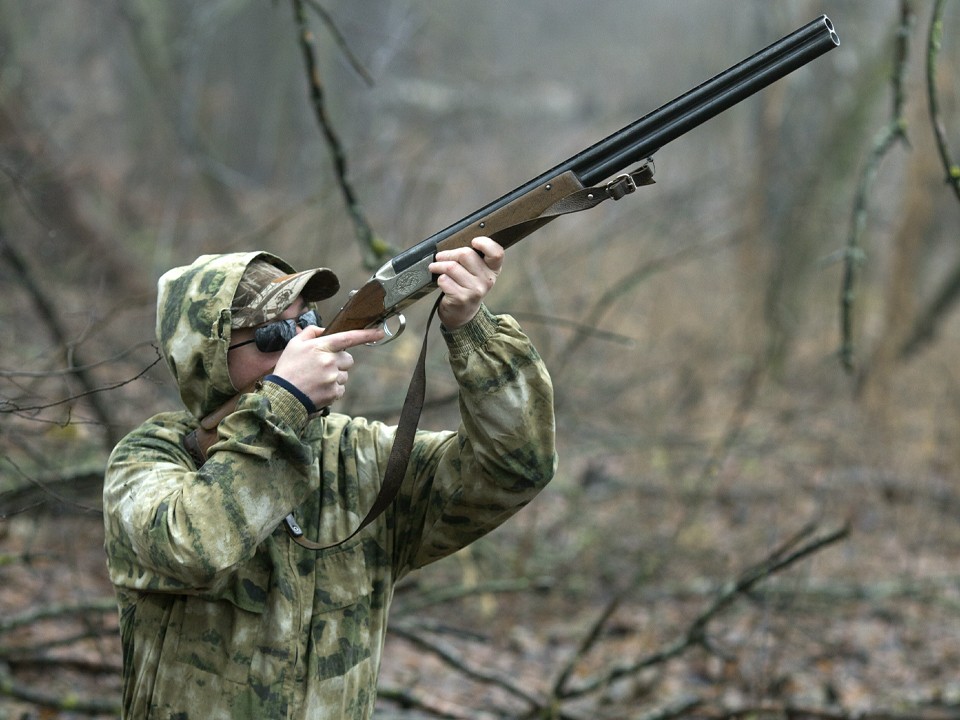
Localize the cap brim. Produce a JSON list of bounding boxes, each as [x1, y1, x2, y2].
[[232, 266, 340, 328], [278, 267, 340, 303]]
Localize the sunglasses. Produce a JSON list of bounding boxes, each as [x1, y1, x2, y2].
[[228, 309, 320, 353]]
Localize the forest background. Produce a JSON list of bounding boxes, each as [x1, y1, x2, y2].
[[1, 1, 959, 718]]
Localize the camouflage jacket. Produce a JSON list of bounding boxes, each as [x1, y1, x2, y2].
[[103, 252, 556, 719]]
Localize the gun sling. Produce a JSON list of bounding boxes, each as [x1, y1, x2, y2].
[[280, 166, 655, 551]]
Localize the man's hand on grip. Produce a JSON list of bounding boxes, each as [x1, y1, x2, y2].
[[272, 326, 384, 409], [429, 236, 503, 330]]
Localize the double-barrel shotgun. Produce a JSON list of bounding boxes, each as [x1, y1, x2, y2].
[[322, 14, 840, 337]]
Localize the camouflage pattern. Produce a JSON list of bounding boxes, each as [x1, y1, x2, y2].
[[104, 252, 557, 718], [230, 258, 339, 329]]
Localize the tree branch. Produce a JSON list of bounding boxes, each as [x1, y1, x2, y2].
[[0, 602, 120, 716], [290, 0, 390, 267], [838, 1, 913, 373], [303, 0, 374, 86], [553, 234, 736, 377], [387, 622, 547, 713], [926, 0, 960, 202], [0, 223, 123, 448], [0, 599, 117, 634], [559, 522, 851, 700], [898, 0, 960, 357], [0, 666, 120, 717], [385, 522, 849, 719]]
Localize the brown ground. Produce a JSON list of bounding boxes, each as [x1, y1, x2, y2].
[[3, 342, 959, 720]]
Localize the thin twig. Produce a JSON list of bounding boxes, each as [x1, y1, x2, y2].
[[303, 0, 375, 86], [632, 696, 703, 720], [507, 311, 638, 347], [388, 623, 543, 710], [290, 0, 390, 267], [0, 340, 156, 378], [898, 0, 960, 357], [393, 576, 553, 616], [550, 595, 620, 698], [838, 1, 913, 373], [0, 457, 103, 516], [375, 685, 467, 719], [553, 235, 736, 376], [697, 356, 766, 487], [926, 0, 960, 202], [0, 224, 123, 447], [0, 599, 117, 634], [696, 700, 960, 720], [559, 522, 850, 699], [0, 351, 162, 414]]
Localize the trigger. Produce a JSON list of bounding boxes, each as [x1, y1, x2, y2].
[[367, 314, 407, 346]]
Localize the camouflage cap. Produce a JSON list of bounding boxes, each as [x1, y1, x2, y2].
[[231, 260, 340, 328]]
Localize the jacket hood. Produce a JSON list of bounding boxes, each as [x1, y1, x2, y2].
[[156, 251, 296, 419]]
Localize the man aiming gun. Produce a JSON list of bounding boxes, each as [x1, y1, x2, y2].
[[103, 238, 557, 717]]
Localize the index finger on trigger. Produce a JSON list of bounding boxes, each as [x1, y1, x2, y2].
[[320, 327, 385, 352]]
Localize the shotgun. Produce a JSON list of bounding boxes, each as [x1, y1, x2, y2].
[[187, 15, 839, 466], [322, 14, 840, 337]]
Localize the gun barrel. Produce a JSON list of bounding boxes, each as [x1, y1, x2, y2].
[[578, 15, 839, 184], [392, 15, 839, 273]]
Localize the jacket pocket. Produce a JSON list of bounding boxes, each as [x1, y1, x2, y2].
[[311, 540, 374, 610], [174, 595, 266, 683], [173, 549, 272, 683], [309, 541, 376, 681]]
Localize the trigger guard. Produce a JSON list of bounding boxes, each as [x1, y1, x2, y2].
[[367, 314, 406, 346]]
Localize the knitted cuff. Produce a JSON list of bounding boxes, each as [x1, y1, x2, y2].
[[263, 374, 317, 415], [442, 304, 499, 359]]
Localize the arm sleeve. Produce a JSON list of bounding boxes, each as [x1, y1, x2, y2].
[[391, 305, 557, 573], [102, 382, 319, 592]]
